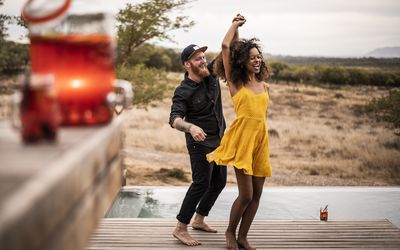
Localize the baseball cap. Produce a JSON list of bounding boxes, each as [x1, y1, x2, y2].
[[181, 44, 208, 64]]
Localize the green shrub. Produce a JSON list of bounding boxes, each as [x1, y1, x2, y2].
[[117, 43, 183, 72], [293, 66, 316, 84], [0, 40, 29, 74], [319, 66, 349, 85], [347, 68, 369, 85], [365, 89, 400, 134], [269, 60, 400, 87], [116, 64, 171, 108], [269, 61, 289, 82]]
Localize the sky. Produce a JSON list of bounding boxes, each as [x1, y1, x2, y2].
[[2, 0, 400, 57]]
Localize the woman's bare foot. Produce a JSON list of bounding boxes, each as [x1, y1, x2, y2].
[[225, 231, 239, 250], [172, 221, 201, 246], [237, 238, 256, 250]]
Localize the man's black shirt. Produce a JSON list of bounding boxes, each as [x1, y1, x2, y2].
[[169, 64, 226, 148]]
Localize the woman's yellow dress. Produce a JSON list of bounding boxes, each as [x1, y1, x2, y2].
[[207, 86, 272, 177]]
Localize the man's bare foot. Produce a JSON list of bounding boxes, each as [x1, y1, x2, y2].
[[192, 213, 218, 233], [172, 222, 201, 246], [237, 238, 256, 250], [192, 221, 218, 233], [225, 231, 239, 250]]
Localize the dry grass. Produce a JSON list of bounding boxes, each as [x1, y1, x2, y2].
[[1, 75, 399, 186], [122, 81, 400, 186]]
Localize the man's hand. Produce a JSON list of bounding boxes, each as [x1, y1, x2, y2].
[[173, 118, 207, 141], [189, 125, 207, 142]]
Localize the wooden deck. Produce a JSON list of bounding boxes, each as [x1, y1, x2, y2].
[[87, 218, 400, 249]]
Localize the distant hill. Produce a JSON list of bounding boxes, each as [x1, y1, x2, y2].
[[268, 55, 400, 70], [365, 47, 400, 58]]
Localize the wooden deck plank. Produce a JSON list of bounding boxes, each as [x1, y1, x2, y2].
[[87, 219, 400, 249]]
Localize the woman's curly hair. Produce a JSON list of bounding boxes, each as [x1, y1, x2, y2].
[[212, 52, 226, 81], [222, 38, 269, 88]]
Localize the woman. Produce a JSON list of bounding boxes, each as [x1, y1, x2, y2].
[[207, 14, 272, 250]]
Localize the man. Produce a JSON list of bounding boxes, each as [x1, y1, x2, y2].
[[169, 44, 226, 246]]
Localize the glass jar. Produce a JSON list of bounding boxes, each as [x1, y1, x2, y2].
[[22, 0, 131, 126]]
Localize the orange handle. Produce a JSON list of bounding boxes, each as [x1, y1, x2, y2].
[[22, 0, 71, 24]]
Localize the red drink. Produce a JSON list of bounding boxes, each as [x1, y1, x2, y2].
[[29, 34, 115, 125], [19, 75, 60, 143], [320, 210, 328, 221]]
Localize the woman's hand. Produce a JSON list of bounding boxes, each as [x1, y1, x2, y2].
[[232, 13, 246, 26]]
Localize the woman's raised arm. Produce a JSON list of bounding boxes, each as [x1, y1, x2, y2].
[[221, 14, 246, 96]]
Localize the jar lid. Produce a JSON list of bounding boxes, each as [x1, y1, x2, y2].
[[22, 0, 71, 23]]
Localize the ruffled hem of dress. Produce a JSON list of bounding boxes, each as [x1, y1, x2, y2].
[[230, 164, 272, 178], [208, 154, 272, 177]]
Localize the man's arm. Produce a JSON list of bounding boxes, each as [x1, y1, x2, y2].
[[172, 117, 207, 142], [169, 87, 207, 142], [172, 117, 192, 133]]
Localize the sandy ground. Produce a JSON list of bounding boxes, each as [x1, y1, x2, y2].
[[121, 82, 400, 186]]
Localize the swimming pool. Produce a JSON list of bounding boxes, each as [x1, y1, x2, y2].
[[105, 186, 400, 228]]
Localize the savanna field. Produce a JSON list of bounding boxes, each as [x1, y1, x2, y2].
[[1, 73, 399, 186], [119, 73, 400, 186]]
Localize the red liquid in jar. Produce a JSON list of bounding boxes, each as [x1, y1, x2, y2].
[[29, 34, 115, 125]]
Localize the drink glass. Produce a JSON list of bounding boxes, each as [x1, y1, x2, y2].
[[11, 74, 61, 143], [320, 209, 328, 221]]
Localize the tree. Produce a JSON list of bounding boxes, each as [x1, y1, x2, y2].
[[114, 0, 195, 108], [0, 0, 11, 40], [116, 0, 195, 65], [0, 0, 29, 74]]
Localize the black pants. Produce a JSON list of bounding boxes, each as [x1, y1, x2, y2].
[[176, 143, 227, 225]]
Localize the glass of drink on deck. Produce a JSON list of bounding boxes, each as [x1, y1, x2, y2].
[[320, 205, 328, 221]]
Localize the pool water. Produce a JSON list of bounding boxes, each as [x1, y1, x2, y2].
[[105, 186, 400, 228]]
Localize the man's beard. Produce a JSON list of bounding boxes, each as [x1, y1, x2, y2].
[[191, 62, 210, 78]]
